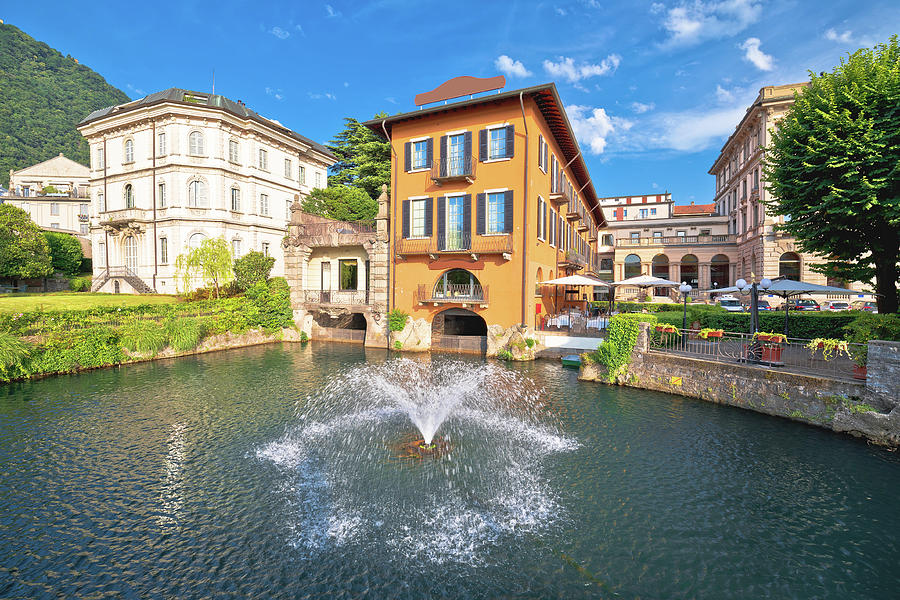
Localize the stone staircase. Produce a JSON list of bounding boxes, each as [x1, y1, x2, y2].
[[91, 266, 155, 294]]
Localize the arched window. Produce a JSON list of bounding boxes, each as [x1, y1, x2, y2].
[[124, 139, 134, 163], [188, 180, 208, 208], [124, 184, 134, 209], [779, 252, 801, 280], [710, 254, 730, 289], [123, 236, 137, 270], [433, 269, 483, 301], [189, 131, 204, 155], [624, 254, 641, 279], [681, 254, 699, 289], [188, 233, 207, 250], [535, 267, 543, 297], [651, 254, 670, 296]]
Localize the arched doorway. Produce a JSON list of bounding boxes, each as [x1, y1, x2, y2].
[[432, 308, 487, 354], [779, 252, 801, 280], [651, 254, 670, 297], [681, 254, 698, 289], [624, 254, 641, 279], [710, 254, 730, 289]]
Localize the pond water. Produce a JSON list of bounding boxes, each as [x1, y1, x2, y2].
[[1, 343, 898, 598]]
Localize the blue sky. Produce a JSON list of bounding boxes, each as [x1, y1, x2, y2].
[[3, 1, 896, 203]]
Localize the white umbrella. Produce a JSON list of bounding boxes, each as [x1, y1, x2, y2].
[[540, 274, 610, 287], [611, 275, 680, 287]]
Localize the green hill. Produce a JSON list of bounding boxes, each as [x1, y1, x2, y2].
[[0, 23, 130, 186]]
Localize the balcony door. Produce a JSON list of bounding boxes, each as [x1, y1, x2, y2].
[[448, 134, 466, 176], [124, 236, 137, 270], [446, 196, 465, 250]]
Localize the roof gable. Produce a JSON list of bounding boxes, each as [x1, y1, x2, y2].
[[12, 153, 89, 178]]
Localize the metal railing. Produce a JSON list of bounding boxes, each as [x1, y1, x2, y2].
[[397, 233, 512, 255], [299, 220, 376, 237], [616, 234, 737, 247], [647, 327, 866, 380], [416, 283, 489, 304], [302, 289, 370, 305], [537, 313, 607, 337], [431, 154, 476, 181]]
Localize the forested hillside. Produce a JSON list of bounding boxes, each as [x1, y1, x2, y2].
[[0, 23, 130, 186]]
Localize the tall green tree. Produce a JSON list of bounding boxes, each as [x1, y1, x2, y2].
[[326, 113, 391, 201], [763, 36, 900, 313], [43, 231, 84, 276], [301, 185, 377, 222], [0, 205, 53, 278], [174, 237, 233, 298]]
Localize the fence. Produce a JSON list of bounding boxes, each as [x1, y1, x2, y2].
[[302, 289, 370, 305], [647, 326, 866, 380]]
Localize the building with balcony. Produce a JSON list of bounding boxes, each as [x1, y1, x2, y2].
[[4, 154, 92, 235], [708, 83, 832, 287], [364, 79, 606, 345], [77, 88, 335, 293], [596, 194, 736, 300]]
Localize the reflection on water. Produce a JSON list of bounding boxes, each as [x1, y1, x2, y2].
[[0, 343, 898, 599]]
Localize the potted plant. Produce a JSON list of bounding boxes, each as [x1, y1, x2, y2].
[[754, 331, 785, 343], [698, 328, 724, 340], [752, 331, 785, 363], [805, 338, 850, 361], [851, 345, 867, 380], [655, 324, 678, 334]]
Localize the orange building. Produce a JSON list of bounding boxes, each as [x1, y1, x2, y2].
[[364, 80, 605, 341]]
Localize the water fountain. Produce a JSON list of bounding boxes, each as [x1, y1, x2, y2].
[[258, 357, 578, 563]]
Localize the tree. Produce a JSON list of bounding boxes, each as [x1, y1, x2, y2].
[[0, 205, 52, 278], [174, 237, 233, 298], [763, 36, 900, 313], [233, 250, 276, 291], [327, 113, 391, 201], [301, 185, 377, 222], [43, 231, 83, 276]]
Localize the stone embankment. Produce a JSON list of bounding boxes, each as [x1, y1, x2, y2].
[[580, 323, 900, 447]]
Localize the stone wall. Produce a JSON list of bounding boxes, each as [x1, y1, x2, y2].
[[580, 323, 900, 447], [865, 341, 900, 409]]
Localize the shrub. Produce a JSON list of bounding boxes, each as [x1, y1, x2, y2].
[[300, 331, 309, 343], [0, 332, 31, 380], [43, 231, 84, 276], [244, 280, 293, 331], [120, 319, 168, 356], [388, 309, 409, 332], [167, 317, 205, 353], [586, 313, 657, 382], [496, 348, 514, 361], [267, 276, 289, 294], [69, 276, 90, 292], [393, 340, 402, 350], [233, 251, 276, 290], [525, 337, 536, 348]]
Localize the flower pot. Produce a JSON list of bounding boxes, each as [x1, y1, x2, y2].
[[706, 331, 723, 338], [761, 346, 783, 363], [756, 334, 782, 343], [853, 365, 867, 380]]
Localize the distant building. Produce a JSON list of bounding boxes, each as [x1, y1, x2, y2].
[[77, 88, 335, 293], [4, 154, 91, 235], [596, 193, 736, 300], [708, 83, 829, 285]]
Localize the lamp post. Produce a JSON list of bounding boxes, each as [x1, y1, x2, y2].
[[736, 277, 772, 334], [679, 282, 692, 331]]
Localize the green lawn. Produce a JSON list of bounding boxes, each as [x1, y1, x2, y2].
[[0, 292, 182, 313]]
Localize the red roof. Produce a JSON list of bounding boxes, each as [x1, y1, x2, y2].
[[673, 203, 716, 215]]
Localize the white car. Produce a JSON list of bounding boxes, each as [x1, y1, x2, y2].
[[717, 295, 744, 312], [823, 300, 851, 312]]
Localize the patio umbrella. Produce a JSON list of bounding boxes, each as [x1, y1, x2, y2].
[[540, 274, 609, 316], [704, 279, 865, 336], [611, 275, 680, 288]]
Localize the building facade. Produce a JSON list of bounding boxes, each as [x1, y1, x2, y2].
[[708, 83, 829, 286], [77, 88, 334, 293], [4, 154, 91, 235], [364, 81, 605, 344], [596, 194, 736, 300]]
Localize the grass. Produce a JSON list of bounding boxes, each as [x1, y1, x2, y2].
[[0, 292, 181, 313]]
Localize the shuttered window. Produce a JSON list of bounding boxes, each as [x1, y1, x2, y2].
[[188, 181, 208, 208], [538, 135, 547, 172], [536, 196, 546, 241], [486, 192, 505, 233], [481, 125, 516, 161]]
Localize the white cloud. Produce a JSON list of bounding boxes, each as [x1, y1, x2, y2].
[[343, 81, 349, 87], [495, 55, 533, 78], [566, 105, 632, 154], [740, 37, 773, 71], [294, 24, 306, 36], [652, 182, 659, 189], [126, 83, 145, 97], [715, 84, 734, 103], [543, 54, 621, 83], [824, 28, 853, 43], [385, 97, 397, 104], [265, 87, 284, 101], [555, 6, 567, 16], [648, 105, 746, 151], [308, 92, 336, 100], [631, 101, 655, 114], [325, 4, 342, 17], [655, 0, 762, 47], [269, 26, 290, 39]]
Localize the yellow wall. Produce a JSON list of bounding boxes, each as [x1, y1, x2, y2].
[[389, 96, 599, 330]]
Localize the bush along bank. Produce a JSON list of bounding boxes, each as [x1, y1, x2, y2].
[[0, 279, 296, 382]]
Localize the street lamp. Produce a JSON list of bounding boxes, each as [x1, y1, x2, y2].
[[736, 277, 772, 333], [679, 281, 692, 330]]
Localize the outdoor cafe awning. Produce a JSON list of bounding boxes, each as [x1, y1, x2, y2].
[[610, 275, 680, 288], [540, 275, 610, 287]]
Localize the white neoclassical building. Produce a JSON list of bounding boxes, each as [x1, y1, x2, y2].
[[77, 88, 334, 293], [4, 154, 91, 235]]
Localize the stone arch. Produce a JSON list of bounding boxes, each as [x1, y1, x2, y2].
[[681, 254, 699, 288], [432, 268, 483, 300], [710, 254, 730, 289], [432, 307, 487, 337], [779, 252, 801, 280], [624, 253, 641, 279]]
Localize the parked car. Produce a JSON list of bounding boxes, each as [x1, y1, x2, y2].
[[716, 295, 744, 312], [752, 300, 772, 311], [851, 300, 878, 313], [822, 300, 851, 312], [787, 299, 821, 311]]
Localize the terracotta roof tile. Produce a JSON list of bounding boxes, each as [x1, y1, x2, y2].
[[673, 203, 716, 215]]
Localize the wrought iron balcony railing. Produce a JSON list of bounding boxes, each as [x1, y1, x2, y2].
[[416, 283, 489, 304], [430, 154, 476, 184], [396, 233, 513, 256], [302, 289, 370, 305]]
